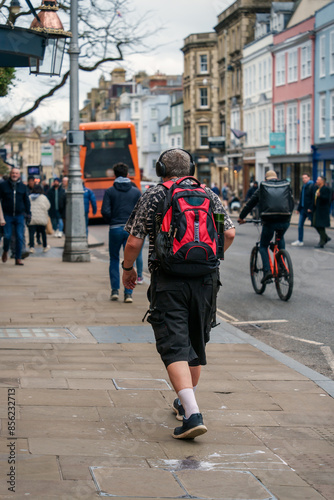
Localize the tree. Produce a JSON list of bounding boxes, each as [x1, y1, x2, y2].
[[0, 0, 158, 135], [0, 68, 15, 97]]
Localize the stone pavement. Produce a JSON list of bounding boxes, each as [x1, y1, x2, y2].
[[0, 235, 334, 499]]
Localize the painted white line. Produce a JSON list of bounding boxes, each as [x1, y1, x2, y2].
[[314, 249, 334, 255], [231, 319, 288, 325], [217, 308, 239, 322], [271, 331, 324, 346], [320, 346, 334, 374]]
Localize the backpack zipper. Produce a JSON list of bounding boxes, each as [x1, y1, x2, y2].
[[194, 212, 200, 242]]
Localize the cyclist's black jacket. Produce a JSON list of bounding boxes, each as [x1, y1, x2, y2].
[[239, 179, 293, 224], [0, 178, 31, 217]]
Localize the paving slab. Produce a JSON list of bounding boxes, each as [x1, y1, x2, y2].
[[18, 405, 101, 421], [0, 455, 60, 481], [17, 388, 113, 407], [28, 436, 164, 458], [20, 377, 68, 389], [59, 455, 150, 480], [0, 479, 98, 499]]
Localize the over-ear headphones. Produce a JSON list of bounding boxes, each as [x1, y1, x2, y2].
[[156, 148, 195, 178]]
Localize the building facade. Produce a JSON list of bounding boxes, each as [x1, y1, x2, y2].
[[313, 1, 334, 189], [182, 32, 220, 187], [271, 16, 315, 198]]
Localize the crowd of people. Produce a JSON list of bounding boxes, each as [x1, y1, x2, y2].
[[0, 169, 97, 265]]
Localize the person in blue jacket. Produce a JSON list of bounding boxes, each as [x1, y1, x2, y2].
[[83, 183, 97, 235], [101, 163, 141, 303]]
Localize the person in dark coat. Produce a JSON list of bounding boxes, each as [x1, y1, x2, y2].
[[101, 162, 141, 303], [47, 178, 66, 237], [83, 183, 97, 235], [0, 167, 31, 265], [313, 176, 332, 248], [291, 173, 314, 246]]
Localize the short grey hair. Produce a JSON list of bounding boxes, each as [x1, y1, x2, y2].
[[162, 149, 192, 178]]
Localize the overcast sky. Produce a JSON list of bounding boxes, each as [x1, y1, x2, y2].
[[1, 0, 233, 126]]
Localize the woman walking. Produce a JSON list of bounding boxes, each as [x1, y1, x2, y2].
[[28, 184, 51, 253], [313, 176, 332, 248]]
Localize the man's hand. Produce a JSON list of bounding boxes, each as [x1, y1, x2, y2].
[[122, 268, 137, 290], [238, 218, 245, 224]]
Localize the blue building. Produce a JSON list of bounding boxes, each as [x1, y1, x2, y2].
[[314, 1, 334, 187]]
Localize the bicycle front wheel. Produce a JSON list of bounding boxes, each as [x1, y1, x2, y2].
[[250, 246, 266, 294], [275, 249, 293, 301]]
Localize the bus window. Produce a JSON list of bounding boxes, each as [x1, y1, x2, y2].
[[83, 128, 135, 178]]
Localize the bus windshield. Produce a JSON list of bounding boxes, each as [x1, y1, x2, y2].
[[83, 128, 135, 178]]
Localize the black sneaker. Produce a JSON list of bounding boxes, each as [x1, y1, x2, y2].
[[172, 413, 207, 440], [110, 290, 119, 301], [172, 398, 185, 421], [261, 270, 273, 284]]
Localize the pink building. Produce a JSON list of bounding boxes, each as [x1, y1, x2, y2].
[[271, 16, 315, 197]]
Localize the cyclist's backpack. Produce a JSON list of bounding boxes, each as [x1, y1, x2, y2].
[[153, 176, 220, 277], [259, 179, 294, 221]]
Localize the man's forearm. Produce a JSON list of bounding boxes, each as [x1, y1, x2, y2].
[[123, 234, 145, 267], [224, 228, 235, 252]]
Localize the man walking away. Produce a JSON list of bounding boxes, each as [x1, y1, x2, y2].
[[291, 173, 314, 247], [238, 170, 294, 284], [101, 162, 141, 303], [47, 178, 66, 238], [313, 176, 332, 248], [83, 182, 97, 236], [121, 149, 235, 439], [0, 167, 31, 265]]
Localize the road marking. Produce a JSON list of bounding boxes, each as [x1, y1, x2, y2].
[[270, 331, 324, 346], [320, 346, 334, 374], [231, 319, 288, 325], [217, 308, 239, 322]]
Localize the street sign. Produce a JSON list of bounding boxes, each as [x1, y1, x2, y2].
[[41, 144, 54, 166], [49, 138, 56, 146], [269, 132, 286, 156], [208, 136, 225, 149]]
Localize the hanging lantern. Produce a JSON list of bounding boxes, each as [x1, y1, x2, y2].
[[29, 0, 71, 76]]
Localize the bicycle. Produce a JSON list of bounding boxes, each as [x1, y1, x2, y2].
[[245, 219, 294, 301]]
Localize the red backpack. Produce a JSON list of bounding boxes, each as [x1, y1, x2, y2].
[[153, 177, 221, 277]]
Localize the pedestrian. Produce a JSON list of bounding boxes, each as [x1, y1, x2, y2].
[[221, 182, 229, 208], [0, 200, 5, 242], [245, 181, 258, 202], [28, 184, 51, 254], [238, 170, 294, 283], [122, 148, 235, 439], [47, 178, 66, 238], [211, 183, 220, 196], [291, 173, 314, 247], [313, 176, 332, 248], [0, 166, 31, 265], [83, 182, 97, 236], [101, 162, 141, 303]]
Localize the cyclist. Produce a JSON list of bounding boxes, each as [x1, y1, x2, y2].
[[238, 171, 294, 284]]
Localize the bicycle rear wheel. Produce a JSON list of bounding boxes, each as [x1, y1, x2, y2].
[[250, 246, 266, 294], [275, 249, 293, 301]]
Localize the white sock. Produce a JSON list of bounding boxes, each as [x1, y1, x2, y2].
[[178, 388, 199, 419], [193, 385, 197, 393]]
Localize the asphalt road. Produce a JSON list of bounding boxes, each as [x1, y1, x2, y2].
[[89, 220, 334, 380]]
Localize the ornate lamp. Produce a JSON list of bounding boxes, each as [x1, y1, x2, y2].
[[29, 0, 71, 76]]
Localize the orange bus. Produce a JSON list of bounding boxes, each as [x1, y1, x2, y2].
[[79, 121, 141, 218]]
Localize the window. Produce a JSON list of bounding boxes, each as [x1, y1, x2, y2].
[[330, 31, 334, 74], [151, 108, 158, 119], [152, 133, 157, 143], [319, 94, 326, 138], [177, 106, 181, 126], [276, 52, 285, 86], [275, 106, 285, 133], [199, 125, 208, 147], [259, 61, 262, 91], [320, 36, 326, 78], [263, 59, 267, 89], [259, 110, 262, 144], [177, 136, 181, 146], [287, 103, 297, 153], [300, 100, 311, 153], [199, 87, 208, 107], [301, 42, 311, 79], [200, 54, 208, 73], [171, 138, 175, 147], [330, 91, 334, 136], [288, 49, 298, 82], [253, 64, 256, 93], [134, 100, 139, 113]]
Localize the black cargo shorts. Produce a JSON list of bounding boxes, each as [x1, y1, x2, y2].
[[147, 269, 220, 367]]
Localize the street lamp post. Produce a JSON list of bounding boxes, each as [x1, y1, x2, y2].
[[62, 0, 90, 262]]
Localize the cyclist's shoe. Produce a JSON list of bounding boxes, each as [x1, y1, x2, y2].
[[172, 398, 185, 421], [261, 271, 273, 284], [172, 413, 207, 439]]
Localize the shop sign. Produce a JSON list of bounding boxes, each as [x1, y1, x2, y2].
[[269, 132, 285, 156]]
